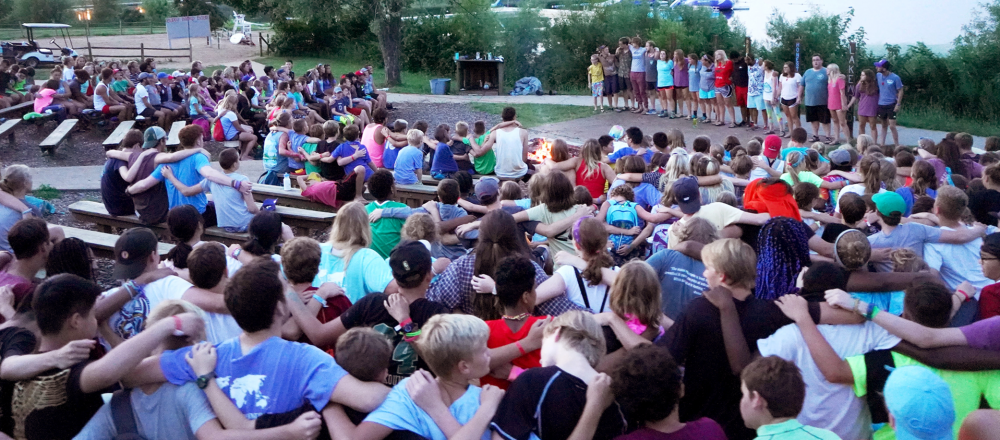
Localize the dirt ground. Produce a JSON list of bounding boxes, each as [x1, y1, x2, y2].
[[72, 31, 272, 70]]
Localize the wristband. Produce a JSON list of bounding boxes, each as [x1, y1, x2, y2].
[[956, 289, 972, 302], [507, 366, 525, 382], [515, 341, 526, 356], [866, 305, 880, 321], [172, 316, 185, 337], [312, 294, 328, 307], [233, 248, 242, 259], [20, 208, 31, 216]]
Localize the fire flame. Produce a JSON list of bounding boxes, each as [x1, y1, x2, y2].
[[528, 139, 552, 162]]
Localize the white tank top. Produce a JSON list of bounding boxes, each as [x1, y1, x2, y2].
[[494, 127, 527, 179], [93, 83, 108, 110]]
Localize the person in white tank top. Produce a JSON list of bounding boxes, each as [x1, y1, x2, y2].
[[94, 67, 128, 121], [484, 107, 528, 179]]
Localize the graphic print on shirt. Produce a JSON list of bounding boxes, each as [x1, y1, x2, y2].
[[12, 369, 70, 439], [114, 295, 150, 340], [216, 374, 270, 419], [373, 323, 418, 386]]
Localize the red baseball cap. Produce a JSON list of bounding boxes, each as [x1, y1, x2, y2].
[[763, 135, 782, 159]]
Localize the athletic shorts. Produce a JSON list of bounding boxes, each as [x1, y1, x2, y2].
[[747, 94, 766, 110], [715, 84, 734, 98], [333, 115, 355, 124], [647, 81, 656, 91], [699, 90, 716, 100], [139, 107, 155, 118], [347, 107, 363, 116], [780, 98, 797, 107], [735, 86, 748, 106], [591, 81, 604, 98], [805, 105, 831, 124], [603, 77, 619, 96], [618, 75, 630, 91], [877, 104, 897, 120], [101, 105, 110, 114], [658, 86, 673, 91]]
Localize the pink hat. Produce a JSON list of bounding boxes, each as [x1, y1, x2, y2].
[[763, 135, 782, 159]]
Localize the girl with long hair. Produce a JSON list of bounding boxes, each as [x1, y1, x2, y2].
[[837, 154, 885, 210], [782, 149, 848, 191], [693, 155, 735, 204], [543, 139, 617, 203], [713, 50, 735, 127], [762, 60, 785, 135], [687, 53, 702, 120], [755, 217, 812, 300], [928, 139, 972, 181], [535, 217, 617, 313], [597, 261, 666, 370], [672, 49, 689, 117], [776, 61, 802, 135], [846, 69, 879, 139], [163, 205, 203, 270], [826, 63, 850, 144], [312, 202, 394, 303], [511, 172, 589, 263], [431, 209, 583, 319]]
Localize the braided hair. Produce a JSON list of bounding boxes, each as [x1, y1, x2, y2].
[[755, 217, 812, 300]]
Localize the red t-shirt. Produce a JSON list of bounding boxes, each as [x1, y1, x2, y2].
[[714, 60, 733, 88], [482, 316, 544, 390], [980, 283, 1000, 320], [298, 286, 353, 355]]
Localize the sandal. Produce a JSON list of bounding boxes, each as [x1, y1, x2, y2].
[[825, 136, 835, 144], [763, 129, 775, 135], [810, 135, 821, 142], [728, 123, 737, 128], [713, 122, 725, 127]]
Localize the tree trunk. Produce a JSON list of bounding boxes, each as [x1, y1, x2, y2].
[[374, 0, 404, 86]]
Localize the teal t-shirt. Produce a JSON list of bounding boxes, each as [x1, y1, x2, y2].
[[312, 244, 393, 303], [801, 67, 829, 107]]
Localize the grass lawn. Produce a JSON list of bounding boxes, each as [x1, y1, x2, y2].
[[897, 106, 1000, 138], [255, 56, 436, 94], [470, 103, 596, 128]]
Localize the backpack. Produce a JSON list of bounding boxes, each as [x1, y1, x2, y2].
[[606, 199, 639, 250], [211, 113, 226, 142], [110, 389, 147, 440]]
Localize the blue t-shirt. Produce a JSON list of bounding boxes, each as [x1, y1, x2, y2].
[[205, 173, 253, 230], [779, 146, 830, 163], [220, 111, 239, 140], [896, 186, 937, 217], [632, 182, 661, 211], [332, 141, 373, 181], [151, 153, 210, 213], [801, 67, 828, 107], [333, 96, 351, 114], [364, 378, 488, 440], [689, 63, 701, 91], [383, 144, 400, 170], [312, 244, 393, 303], [394, 146, 424, 185], [287, 132, 307, 170], [877, 72, 903, 106], [159, 336, 346, 419], [608, 147, 655, 164], [656, 60, 674, 88], [431, 142, 459, 174], [698, 65, 714, 91]]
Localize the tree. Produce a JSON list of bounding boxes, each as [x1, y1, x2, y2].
[[372, 0, 407, 86], [143, 0, 179, 23], [13, 0, 70, 23], [174, 0, 224, 29], [763, 7, 866, 72], [93, 0, 121, 23]]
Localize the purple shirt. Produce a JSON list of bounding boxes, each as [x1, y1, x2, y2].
[[960, 316, 1000, 351], [854, 87, 879, 118], [613, 418, 726, 440], [673, 61, 689, 88]]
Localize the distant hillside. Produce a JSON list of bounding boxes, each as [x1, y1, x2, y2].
[[870, 42, 953, 56]]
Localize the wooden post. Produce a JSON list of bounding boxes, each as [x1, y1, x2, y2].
[[846, 41, 857, 138], [744, 37, 751, 56], [713, 34, 718, 51], [188, 45, 192, 62], [140, 43, 144, 60], [119, 20, 122, 35], [149, 20, 153, 34], [259, 34, 263, 57], [795, 38, 801, 72], [87, 44, 93, 60]]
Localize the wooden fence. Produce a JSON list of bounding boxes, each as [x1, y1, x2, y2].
[[82, 44, 193, 62]]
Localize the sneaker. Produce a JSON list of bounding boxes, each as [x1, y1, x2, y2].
[[646, 109, 658, 115]]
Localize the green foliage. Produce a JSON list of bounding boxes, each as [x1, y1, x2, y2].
[[12, 0, 70, 23], [32, 185, 60, 201], [174, 0, 225, 29], [142, 0, 179, 23], [93, 0, 121, 23], [761, 8, 867, 73]]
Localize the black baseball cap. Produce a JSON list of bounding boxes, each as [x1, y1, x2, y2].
[[113, 228, 158, 280], [389, 241, 432, 285]]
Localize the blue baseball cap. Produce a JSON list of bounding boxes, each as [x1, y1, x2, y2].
[[672, 176, 701, 215], [884, 366, 954, 440]]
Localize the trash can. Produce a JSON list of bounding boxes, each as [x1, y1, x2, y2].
[[430, 78, 451, 95]]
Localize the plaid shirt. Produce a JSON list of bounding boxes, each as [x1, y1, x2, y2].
[[427, 254, 584, 317]]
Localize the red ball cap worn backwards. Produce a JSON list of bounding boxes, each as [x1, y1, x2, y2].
[[764, 134, 782, 159]]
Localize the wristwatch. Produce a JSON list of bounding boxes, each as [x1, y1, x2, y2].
[[196, 373, 215, 390], [394, 320, 417, 334]]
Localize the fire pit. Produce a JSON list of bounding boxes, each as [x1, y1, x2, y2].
[[527, 138, 580, 164]]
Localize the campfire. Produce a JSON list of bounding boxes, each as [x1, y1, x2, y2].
[[527, 138, 553, 162]]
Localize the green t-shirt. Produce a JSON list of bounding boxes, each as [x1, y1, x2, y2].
[[472, 134, 495, 175], [111, 79, 130, 93], [780, 170, 824, 188], [366, 200, 407, 259], [847, 351, 1000, 440], [301, 142, 321, 175]]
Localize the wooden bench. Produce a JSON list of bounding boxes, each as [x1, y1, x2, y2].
[[102, 120, 136, 149], [0, 101, 35, 119], [394, 184, 439, 208], [69, 200, 249, 245], [0, 119, 20, 145], [61, 225, 174, 259], [420, 174, 482, 187], [252, 184, 337, 212], [166, 121, 186, 148], [70, 199, 335, 241], [39, 119, 78, 154]]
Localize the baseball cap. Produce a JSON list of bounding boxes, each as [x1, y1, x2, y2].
[[875, 59, 889, 68], [137, 72, 153, 81], [828, 148, 851, 166], [261, 199, 277, 211], [333, 86, 342, 93], [389, 241, 432, 285], [884, 366, 954, 440], [673, 176, 702, 215], [142, 126, 166, 149], [156, 72, 168, 79], [113, 228, 159, 280], [763, 134, 782, 159], [872, 191, 907, 216], [475, 177, 499, 200]]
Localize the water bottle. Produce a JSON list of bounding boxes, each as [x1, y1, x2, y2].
[[283, 173, 291, 191], [692, 117, 698, 128]]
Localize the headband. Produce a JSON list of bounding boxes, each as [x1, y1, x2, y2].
[[572, 217, 586, 244]]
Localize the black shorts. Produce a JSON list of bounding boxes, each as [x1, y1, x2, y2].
[[877, 104, 897, 121], [646, 81, 656, 91], [780, 98, 797, 107], [138, 107, 155, 118], [805, 105, 831, 124], [618, 75, 630, 91], [603, 77, 619, 96]]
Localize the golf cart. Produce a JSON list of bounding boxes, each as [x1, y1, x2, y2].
[[1, 24, 78, 68]]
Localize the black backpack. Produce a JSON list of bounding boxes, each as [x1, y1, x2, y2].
[[111, 389, 147, 440]]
